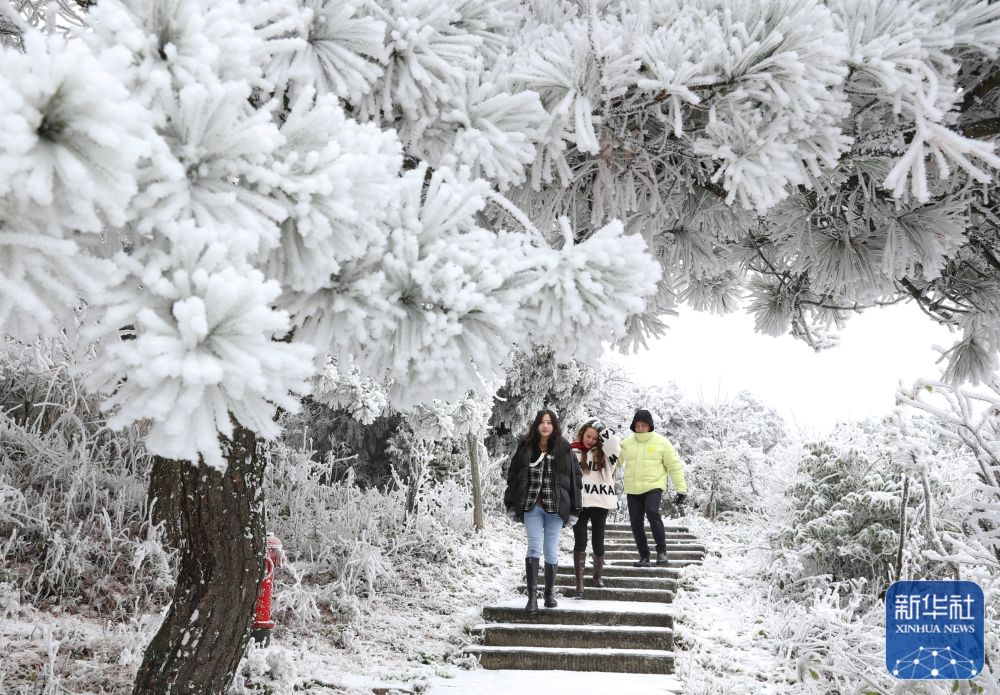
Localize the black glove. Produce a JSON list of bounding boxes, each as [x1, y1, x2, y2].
[[674, 493, 687, 506]]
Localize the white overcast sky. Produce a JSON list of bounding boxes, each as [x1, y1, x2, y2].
[[608, 302, 956, 437]]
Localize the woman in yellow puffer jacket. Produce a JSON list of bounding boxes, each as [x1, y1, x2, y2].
[[619, 409, 687, 567]]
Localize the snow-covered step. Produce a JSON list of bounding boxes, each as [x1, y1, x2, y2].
[[544, 565, 679, 577], [597, 545, 702, 556], [576, 564, 680, 579], [424, 668, 684, 694], [602, 531, 697, 541], [474, 623, 675, 651], [606, 523, 689, 533], [603, 549, 705, 562], [482, 598, 673, 628], [553, 573, 678, 591], [604, 538, 708, 552], [609, 557, 703, 568], [518, 584, 675, 603], [466, 645, 676, 674], [535, 566, 680, 582], [604, 543, 708, 557]]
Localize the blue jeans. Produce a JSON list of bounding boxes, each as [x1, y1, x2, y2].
[[524, 504, 563, 565]]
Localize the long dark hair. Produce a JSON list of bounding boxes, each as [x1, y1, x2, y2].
[[519, 409, 566, 471]]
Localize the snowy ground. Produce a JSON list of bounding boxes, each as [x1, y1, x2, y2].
[[1, 514, 817, 694], [425, 669, 684, 693], [666, 515, 812, 694]]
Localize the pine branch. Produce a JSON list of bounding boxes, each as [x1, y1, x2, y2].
[[851, 123, 915, 145], [746, 232, 785, 279], [0, 1, 27, 48], [702, 179, 728, 200], [798, 298, 866, 312], [897, 278, 957, 323], [586, 0, 611, 118], [958, 117, 1000, 139], [961, 69, 1000, 112], [790, 309, 823, 351], [967, 234, 1000, 275], [650, 80, 736, 105], [874, 295, 909, 308]]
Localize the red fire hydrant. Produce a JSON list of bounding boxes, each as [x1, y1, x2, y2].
[[252, 532, 286, 646]]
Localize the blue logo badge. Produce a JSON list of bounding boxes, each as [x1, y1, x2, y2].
[[886, 580, 984, 680]]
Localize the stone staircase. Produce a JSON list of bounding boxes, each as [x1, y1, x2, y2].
[[466, 522, 706, 675]]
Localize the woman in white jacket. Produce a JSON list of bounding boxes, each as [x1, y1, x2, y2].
[[570, 419, 621, 598]]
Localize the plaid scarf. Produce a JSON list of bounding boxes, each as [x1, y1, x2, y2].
[[523, 448, 558, 514]]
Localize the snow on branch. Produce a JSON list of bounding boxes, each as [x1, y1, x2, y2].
[[84, 227, 314, 471]]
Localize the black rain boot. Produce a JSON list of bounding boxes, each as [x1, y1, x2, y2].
[[543, 562, 558, 608], [573, 551, 586, 598], [592, 554, 605, 587], [656, 549, 668, 565], [524, 557, 539, 614], [633, 555, 650, 567]]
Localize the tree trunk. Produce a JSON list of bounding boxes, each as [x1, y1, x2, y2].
[[404, 439, 432, 518], [920, 466, 960, 580], [894, 475, 909, 582], [135, 424, 267, 694], [467, 433, 484, 531]]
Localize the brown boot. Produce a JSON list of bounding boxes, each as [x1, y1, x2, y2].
[[573, 551, 586, 598], [592, 554, 605, 587]]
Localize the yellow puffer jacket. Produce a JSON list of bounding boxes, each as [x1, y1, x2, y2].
[[620, 432, 687, 495]]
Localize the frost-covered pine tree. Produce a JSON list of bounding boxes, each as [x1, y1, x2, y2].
[[0, 0, 659, 691], [234, 0, 1000, 380], [492, 0, 1000, 378]]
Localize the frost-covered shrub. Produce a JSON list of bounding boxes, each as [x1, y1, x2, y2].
[[766, 566, 1000, 694], [687, 442, 768, 517], [263, 440, 478, 628], [900, 378, 1000, 573], [478, 449, 509, 517], [0, 342, 173, 618], [761, 411, 999, 693], [282, 399, 403, 488], [775, 442, 918, 587]]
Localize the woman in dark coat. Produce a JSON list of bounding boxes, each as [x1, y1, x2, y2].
[[503, 409, 583, 613]]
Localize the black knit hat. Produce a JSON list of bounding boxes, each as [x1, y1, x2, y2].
[[630, 409, 654, 432]]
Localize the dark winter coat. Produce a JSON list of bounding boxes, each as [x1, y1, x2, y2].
[[503, 437, 582, 525]]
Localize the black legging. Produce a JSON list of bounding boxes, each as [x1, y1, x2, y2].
[[627, 489, 666, 558], [573, 507, 610, 554]]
